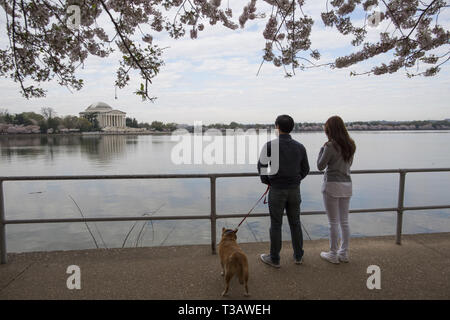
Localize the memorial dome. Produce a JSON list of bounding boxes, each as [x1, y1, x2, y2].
[[85, 102, 113, 112]]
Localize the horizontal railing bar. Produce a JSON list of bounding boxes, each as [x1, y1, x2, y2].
[[395, 168, 450, 173], [0, 174, 214, 181], [217, 207, 400, 219], [348, 207, 399, 214], [216, 213, 270, 219], [4, 215, 211, 224], [9, 205, 450, 225], [217, 205, 450, 218], [403, 205, 450, 211], [1, 168, 449, 182]]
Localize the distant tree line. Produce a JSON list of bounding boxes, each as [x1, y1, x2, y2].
[[126, 118, 178, 132], [1, 107, 449, 134], [0, 107, 95, 133], [193, 120, 450, 132], [0, 107, 181, 133]]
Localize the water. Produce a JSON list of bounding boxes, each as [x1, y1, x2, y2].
[[1, 131, 449, 253]]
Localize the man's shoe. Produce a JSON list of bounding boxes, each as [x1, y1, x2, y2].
[[294, 257, 303, 265], [260, 254, 280, 268], [320, 251, 340, 264]]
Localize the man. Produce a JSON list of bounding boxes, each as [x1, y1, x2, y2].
[[257, 114, 310, 268]]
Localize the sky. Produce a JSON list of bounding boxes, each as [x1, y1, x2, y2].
[[0, 0, 449, 125]]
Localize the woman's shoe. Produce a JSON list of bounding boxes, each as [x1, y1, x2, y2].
[[320, 251, 340, 264], [338, 253, 349, 263]]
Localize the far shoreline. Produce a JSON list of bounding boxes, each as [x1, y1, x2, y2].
[[1, 129, 450, 137]]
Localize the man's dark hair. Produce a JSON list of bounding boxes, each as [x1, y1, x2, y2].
[[275, 115, 295, 133]]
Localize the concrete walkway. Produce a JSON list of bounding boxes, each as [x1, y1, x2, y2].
[[0, 233, 449, 300]]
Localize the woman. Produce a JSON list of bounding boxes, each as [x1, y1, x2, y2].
[[317, 116, 356, 264]]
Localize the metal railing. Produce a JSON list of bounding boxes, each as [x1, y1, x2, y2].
[[1, 168, 450, 264]]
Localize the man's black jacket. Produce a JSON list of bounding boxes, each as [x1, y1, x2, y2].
[[257, 134, 310, 189]]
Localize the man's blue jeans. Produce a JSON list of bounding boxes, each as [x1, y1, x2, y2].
[[268, 186, 304, 263]]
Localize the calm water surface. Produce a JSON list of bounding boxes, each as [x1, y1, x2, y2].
[[1, 131, 449, 253]]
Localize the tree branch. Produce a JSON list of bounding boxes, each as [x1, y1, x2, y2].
[[257, 0, 296, 76], [405, 0, 438, 39], [381, 0, 405, 37], [98, 0, 154, 100], [11, 0, 29, 98]]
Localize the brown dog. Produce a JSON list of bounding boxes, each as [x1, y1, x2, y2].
[[218, 227, 249, 297]]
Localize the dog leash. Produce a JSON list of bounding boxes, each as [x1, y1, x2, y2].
[[235, 185, 270, 232]]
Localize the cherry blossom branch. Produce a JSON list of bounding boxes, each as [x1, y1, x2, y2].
[[11, 0, 29, 98], [98, 0, 155, 101], [405, 0, 438, 39], [381, 0, 406, 37], [256, 0, 296, 76]]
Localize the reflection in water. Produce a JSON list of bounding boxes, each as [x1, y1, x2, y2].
[[1, 135, 82, 149], [0, 134, 131, 164], [80, 135, 128, 163], [1, 132, 449, 253], [0, 135, 48, 158]]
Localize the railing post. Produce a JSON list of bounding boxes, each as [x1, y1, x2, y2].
[[0, 180, 7, 264], [396, 171, 406, 245], [210, 176, 217, 255]]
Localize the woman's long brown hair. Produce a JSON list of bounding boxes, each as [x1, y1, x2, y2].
[[324, 116, 356, 162]]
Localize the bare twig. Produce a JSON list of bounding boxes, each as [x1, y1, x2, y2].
[[122, 203, 165, 248], [69, 195, 99, 249], [245, 220, 259, 242], [122, 219, 141, 248], [301, 221, 312, 240], [160, 225, 176, 246], [134, 203, 164, 247], [92, 222, 108, 249]]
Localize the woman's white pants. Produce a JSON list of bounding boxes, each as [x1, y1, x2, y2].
[[322, 192, 351, 255]]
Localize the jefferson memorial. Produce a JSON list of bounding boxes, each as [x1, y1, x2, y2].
[[79, 102, 126, 128]]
